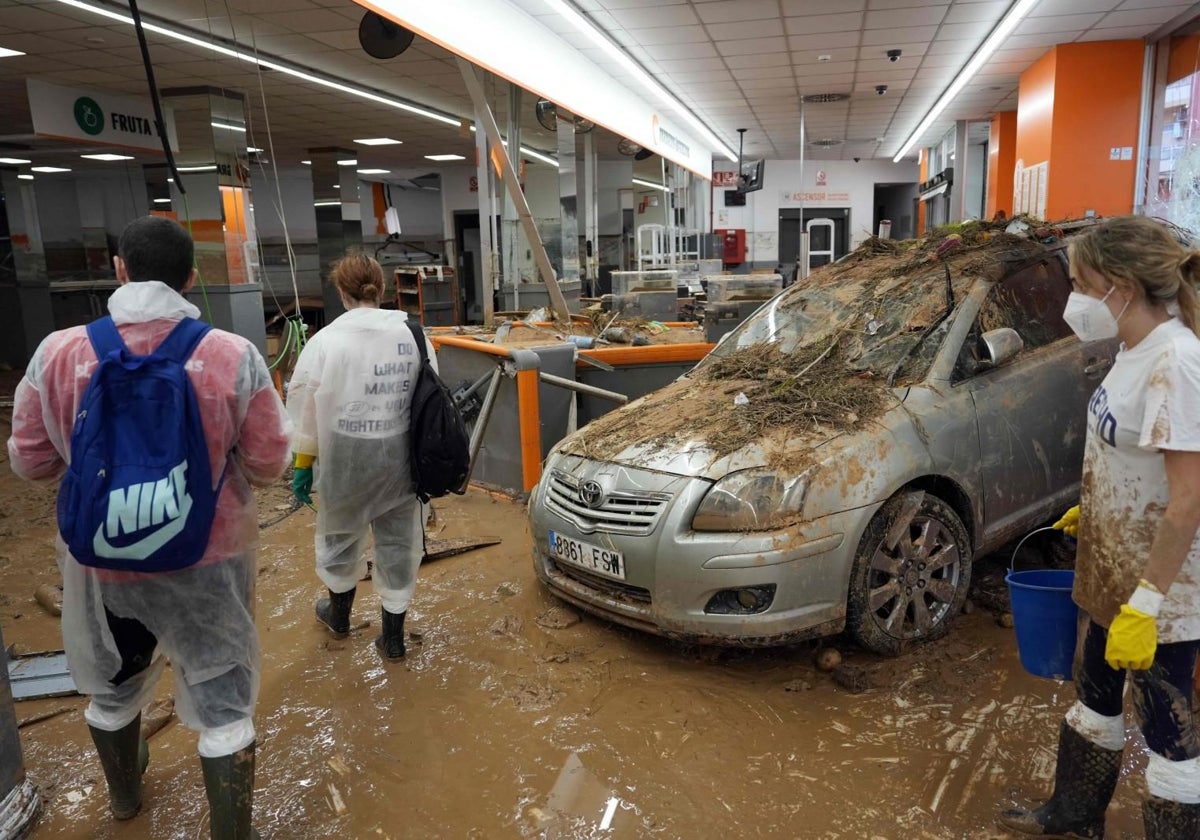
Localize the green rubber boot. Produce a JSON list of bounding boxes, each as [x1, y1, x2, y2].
[[200, 742, 259, 840], [1143, 796, 1200, 840], [88, 714, 150, 820], [997, 720, 1122, 838]]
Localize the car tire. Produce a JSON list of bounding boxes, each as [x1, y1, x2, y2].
[[846, 491, 972, 656]]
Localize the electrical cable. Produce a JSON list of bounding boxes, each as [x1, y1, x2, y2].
[[127, 0, 185, 192]]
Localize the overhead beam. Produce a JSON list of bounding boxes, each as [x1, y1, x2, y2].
[[458, 58, 570, 324]]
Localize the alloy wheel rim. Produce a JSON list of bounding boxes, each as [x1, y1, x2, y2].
[[866, 514, 961, 640]]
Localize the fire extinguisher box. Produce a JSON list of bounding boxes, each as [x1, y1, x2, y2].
[[714, 229, 746, 265]]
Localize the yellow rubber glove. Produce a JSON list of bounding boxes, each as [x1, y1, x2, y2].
[[1104, 581, 1163, 671], [1052, 505, 1080, 538]]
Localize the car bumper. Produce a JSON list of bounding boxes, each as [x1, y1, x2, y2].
[[529, 466, 878, 646]]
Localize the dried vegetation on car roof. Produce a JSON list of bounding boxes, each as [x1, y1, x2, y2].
[[568, 218, 1089, 462]]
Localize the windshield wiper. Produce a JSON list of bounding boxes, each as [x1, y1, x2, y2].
[[886, 264, 956, 387]]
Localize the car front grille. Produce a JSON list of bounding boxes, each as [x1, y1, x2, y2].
[[548, 560, 652, 604], [545, 470, 672, 536]]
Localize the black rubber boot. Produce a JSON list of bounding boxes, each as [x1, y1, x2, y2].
[[374, 609, 406, 660], [200, 742, 258, 840], [314, 587, 355, 638], [88, 715, 150, 820], [1143, 796, 1200, 839], [997, 720, 1122, 838]]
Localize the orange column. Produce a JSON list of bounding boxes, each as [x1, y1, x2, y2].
[[986, 111, 1017, 219], [1015, 41, 1144, 220], [516, 368, 542, 492]]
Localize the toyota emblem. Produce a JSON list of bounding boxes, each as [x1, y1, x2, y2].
[[578, 480, 604, 509]]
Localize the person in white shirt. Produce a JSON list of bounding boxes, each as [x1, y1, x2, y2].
[[1000, 216, 1200, 839], [285, 255, 434, 661]]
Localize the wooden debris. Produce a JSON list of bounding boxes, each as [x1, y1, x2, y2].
[[17, 705, 72, 729], [34, 583, 62, 617], [327, 782, 348, 816], [423, 536, 502, 563], [141, 697, 176, 740], [327, 754, 351, 777]]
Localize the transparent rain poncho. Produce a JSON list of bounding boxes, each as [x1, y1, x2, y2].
[[7, 282, 293, 744], [286, 308, 434, 611]]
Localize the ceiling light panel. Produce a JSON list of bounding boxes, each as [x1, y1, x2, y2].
[[354, 138, 402, 146], [81, 153, 135, 161]]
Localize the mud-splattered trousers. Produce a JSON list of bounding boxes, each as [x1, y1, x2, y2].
[[1071, 619, 1200, 803]]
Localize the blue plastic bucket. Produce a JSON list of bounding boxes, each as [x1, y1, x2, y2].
[[1005, 569, 1079, 680]]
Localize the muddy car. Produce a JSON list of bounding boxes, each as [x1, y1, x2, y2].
[[528, 222, 1119, 654]]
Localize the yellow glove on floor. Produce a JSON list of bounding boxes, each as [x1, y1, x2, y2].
[[1104, 581, 1163, 671], [1052, 505, 1080, 538]]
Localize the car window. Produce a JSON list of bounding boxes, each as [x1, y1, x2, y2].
[[954, 256, 1073, 381]]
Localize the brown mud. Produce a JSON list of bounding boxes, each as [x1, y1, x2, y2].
[[0, 459, 1159, 838]]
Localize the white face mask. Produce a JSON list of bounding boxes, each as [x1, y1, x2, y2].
[[1063, 287, 1127, 341]]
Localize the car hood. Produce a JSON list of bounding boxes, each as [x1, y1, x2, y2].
[[555, 375, 908, 482]]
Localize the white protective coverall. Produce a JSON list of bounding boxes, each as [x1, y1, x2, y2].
[[7, 282, 292, 758], [286, 307, 434, 613]]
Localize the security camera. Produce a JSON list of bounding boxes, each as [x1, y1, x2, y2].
[[887, 49, 902, 62], [876, 84, 888, 95], [853, 157, 861, 163]]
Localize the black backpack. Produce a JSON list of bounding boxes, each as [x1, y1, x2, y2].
[[406, 320, 471, 502]]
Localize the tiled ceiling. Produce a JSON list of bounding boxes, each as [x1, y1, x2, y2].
[[0, 0, 1196, 177]]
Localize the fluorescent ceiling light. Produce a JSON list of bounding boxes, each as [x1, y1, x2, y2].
[[31, 166, 71, 173], [541, 0, 735, 161], [314, 200, 342, 207], [0, 157, 32, 165], [301, 160, 311, 165], [0, 47, 26, 58], [211, 121, 246, 133], [354, 138, 401, 146], [893, 0, 1039, 162], [336, 159, 358, 166], [357, 168, 390, 175], [247, 147, 264, 153], [81, 153, 134, 161], [633, 178, 669, 193], [153, 198, 171, 203], [50, 0, 461, 128], [177, 164, 217, 172], [18, 174, 34, 180], [425, 154, 466, 161], [521, 147, 559, 168]]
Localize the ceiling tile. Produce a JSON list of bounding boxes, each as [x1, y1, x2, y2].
[[787, 30, 861, 51], [628, 25, 711, 45], [1032, 0, 1122, 15], [724, 51, 793, 69], [782, 0, 868, 15], [716, 36, 789, 56], [1100, 7, 1188, 29], [784, 12, 865, 35], [605, 4, 700, 28], [709, 20, 792, 41], [865, 6, 947, 28], [1075, 24, 1158, 40], [696, 0, 781, 23], [944, 0, 1009, 24], [862, 25, 939, 44]]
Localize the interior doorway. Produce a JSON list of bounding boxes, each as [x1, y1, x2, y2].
[[778, 207, 850, 281]]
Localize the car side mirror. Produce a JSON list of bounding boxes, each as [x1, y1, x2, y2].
[[977, 327, 1023, 369]]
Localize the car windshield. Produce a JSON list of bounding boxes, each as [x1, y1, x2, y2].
[[700, 235, 1056, 381]]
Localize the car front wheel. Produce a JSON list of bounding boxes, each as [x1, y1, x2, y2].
[[846, 491, 972, 656]]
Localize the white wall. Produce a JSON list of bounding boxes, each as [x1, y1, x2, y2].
[[711, 158, 920, 263]]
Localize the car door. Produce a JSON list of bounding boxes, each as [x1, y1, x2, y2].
[[955, 255, 1114, 542]]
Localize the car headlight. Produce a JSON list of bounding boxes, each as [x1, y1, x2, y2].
[[692, 469, 811, 532]]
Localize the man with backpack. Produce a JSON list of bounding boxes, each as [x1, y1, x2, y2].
[[7, 215, 291, 838]]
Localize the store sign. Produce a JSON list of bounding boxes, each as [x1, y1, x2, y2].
[[27, 79, 178, 152], [712, 169, 739, 188], [781, 190, 850, 204]]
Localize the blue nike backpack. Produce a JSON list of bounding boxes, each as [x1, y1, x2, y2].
[[56, 316, 221, 572]]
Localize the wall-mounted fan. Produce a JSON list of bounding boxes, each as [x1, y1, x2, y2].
[[617, 138, 654, 161], [535, 99, 594, 134], [358, 11, 414, 60]]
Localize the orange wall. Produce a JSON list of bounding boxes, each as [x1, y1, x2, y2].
[[917, 148, 928, 234], [986, 111, 1017, 219], [1016, 49, 1056, 172], [1014, 42, 1143, 220], [1047, 41, 1143, 219], [1168, 34, 1200, 84]]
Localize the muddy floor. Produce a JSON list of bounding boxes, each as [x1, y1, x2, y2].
[[1, 458, 1159, 838]]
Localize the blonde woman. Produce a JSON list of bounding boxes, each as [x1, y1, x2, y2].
[[999, 216, 1200, 838]]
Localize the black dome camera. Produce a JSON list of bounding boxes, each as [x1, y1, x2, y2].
[[853, 157, 861, 163], [887, 49, 902, 62], [876, 84, 888, 95]]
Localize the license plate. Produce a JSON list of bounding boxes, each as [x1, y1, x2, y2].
[[548, 530, 625, 580]]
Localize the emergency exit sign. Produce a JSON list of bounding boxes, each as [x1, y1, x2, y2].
[[27, 79, 179, 153]]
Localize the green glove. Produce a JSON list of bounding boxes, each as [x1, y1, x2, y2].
[[292, 466, 313, 506], [1104, 581, 1163, 671]]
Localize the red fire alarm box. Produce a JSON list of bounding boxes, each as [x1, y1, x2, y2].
[[715, 228, 745, 264]]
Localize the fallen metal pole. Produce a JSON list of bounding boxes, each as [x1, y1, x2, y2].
[[463, 366, 504, 490], [538, 371, 628, 404]]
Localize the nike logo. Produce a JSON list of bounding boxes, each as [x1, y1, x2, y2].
[[93, 460, 194, 560]]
